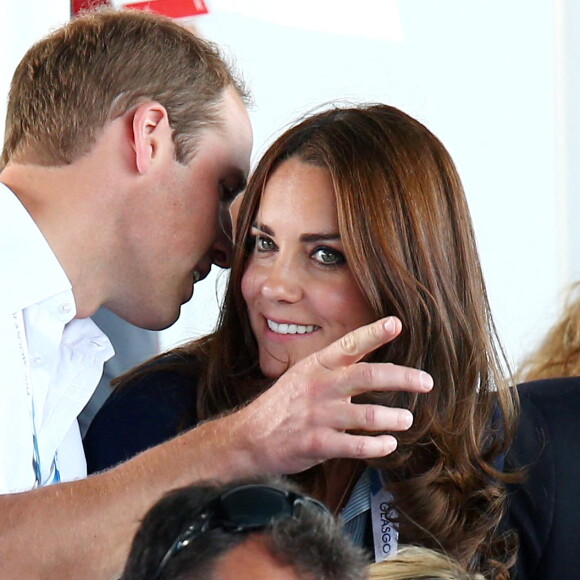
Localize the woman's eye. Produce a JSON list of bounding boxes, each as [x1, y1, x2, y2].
[[255, 235, 276, 252], [313, 247, 345, 265]]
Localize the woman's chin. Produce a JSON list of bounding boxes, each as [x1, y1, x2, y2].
[[259, 352, 298, 380]]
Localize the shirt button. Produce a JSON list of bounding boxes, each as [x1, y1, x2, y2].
[[31, 355, 44, 367], [59, 303, 72, 315]]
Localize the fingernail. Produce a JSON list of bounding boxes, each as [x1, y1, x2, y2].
[[420, 371, 434, 391], [385, 436, 398, 454], [383, 317, 394, 333], [402, 410, 413, 429]]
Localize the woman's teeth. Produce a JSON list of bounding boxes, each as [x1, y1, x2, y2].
[[267, 319, 318, 335]]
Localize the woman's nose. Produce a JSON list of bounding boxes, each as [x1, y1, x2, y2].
[[261, 260, 303, 303]]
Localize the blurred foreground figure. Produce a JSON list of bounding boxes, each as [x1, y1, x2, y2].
[[120, 477, 368, 580]]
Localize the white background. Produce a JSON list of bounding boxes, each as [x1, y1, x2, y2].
[[1, 0, 578, 370]]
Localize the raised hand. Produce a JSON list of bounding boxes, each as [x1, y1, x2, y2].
[[236, 316, 433, 475]]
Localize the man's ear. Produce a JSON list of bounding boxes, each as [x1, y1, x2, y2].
[[131, 102, 171, 175]]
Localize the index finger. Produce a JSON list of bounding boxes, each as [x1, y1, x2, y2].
[[314, 316, 402, 370]]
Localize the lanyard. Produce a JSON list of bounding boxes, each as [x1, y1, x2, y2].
[[12, 310, 60, 487]]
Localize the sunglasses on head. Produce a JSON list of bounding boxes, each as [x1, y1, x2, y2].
[[153, 483, 331, 579]]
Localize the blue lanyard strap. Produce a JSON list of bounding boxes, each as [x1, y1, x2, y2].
[[32, 405, 60, 486], [341, 468, 371, 545], [13, 310, 60, 487]]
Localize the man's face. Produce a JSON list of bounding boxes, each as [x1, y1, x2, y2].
[[112, 86, 252, 330], [212, 535, 304, 580]]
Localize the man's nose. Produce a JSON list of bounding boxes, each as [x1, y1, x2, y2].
[[212, 203, 233, 268], [229, 192, 244, 240]]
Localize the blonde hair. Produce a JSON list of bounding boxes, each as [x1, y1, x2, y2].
[[367, 546, 486, 580], [517, 281, 580, 382]]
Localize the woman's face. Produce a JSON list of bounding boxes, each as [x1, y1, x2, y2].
[[241, 157, 376, 379]]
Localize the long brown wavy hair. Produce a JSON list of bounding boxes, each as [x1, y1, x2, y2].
[[121, 104, 519, 576]]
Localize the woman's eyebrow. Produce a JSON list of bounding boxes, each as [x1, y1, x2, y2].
[[300, 233, 341, 243], [251, 223, 340, 243], [251, 223, 274, 236], [252, 223, 340, 242]]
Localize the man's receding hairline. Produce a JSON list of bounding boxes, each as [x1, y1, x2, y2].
[[213, 84, 251, 137]]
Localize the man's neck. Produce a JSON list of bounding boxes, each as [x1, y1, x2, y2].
[[1, 163, 111, 318]]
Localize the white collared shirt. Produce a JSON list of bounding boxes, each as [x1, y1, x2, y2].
[[0, 184, 113, 492]]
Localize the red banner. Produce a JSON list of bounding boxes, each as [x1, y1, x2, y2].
[[72, 0, 208, 19], [71, 0, 110, 17], [123, 0, 207, 19]]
